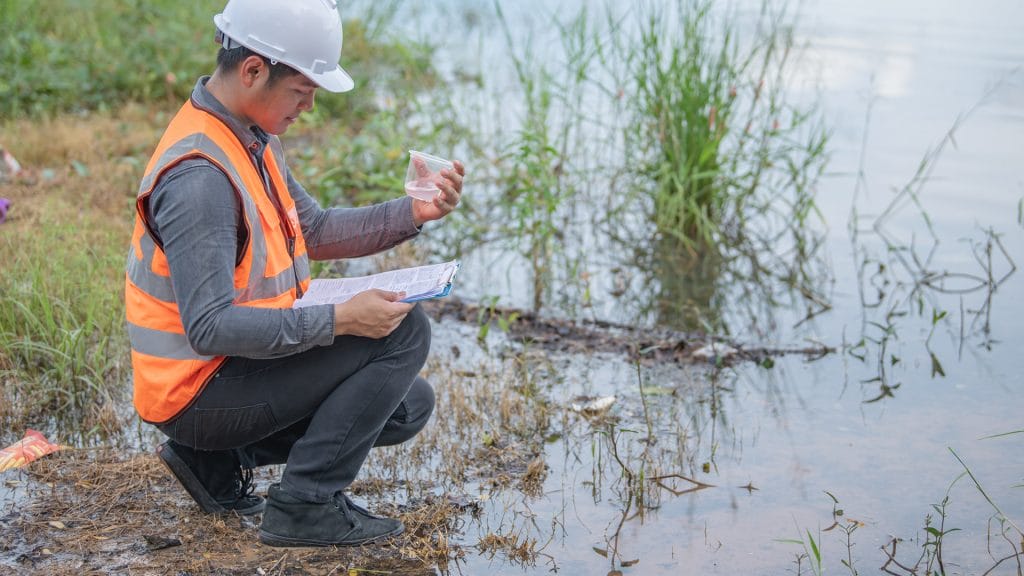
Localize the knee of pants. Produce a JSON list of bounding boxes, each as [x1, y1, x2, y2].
[[377, 376, 435, 447], [405, 375, 435, 427], [389, 304, 431, 366]]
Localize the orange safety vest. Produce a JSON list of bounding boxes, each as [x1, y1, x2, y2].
[[125, 99, 311, 424]]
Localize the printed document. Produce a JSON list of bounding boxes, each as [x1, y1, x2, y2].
[[293, 260, 460, 308]]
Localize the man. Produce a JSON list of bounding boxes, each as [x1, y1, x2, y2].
[[124, 0, 463, 547]]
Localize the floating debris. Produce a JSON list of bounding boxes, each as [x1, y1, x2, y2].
[[569, 395, 617, 415], [691, 342, 738, 362]]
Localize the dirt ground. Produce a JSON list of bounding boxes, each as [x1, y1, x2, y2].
[[1, 447, 473, 575], [0, 299, 831, 575]]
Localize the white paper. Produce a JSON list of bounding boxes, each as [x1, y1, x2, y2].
[[293, 260, 460, 308]]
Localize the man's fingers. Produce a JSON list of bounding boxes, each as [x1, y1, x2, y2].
[[433, 193, 454, 213], [436, 181, 460, 209], [370, 289, 402, 302], [413, 157, 431, 178], [441, 168, 463, 189]]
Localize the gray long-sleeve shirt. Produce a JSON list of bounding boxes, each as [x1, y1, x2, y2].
[[145, 77, 420, 359]]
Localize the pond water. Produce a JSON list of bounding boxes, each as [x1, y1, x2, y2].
[[389, 0, 1024, 574]]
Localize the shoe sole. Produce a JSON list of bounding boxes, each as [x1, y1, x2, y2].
[[158, 442, 264, 515], [257, 524, 404, 548], [157, 442, 225, 514]]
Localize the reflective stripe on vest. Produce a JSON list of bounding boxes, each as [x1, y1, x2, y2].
[[126, 99, 311, 424]]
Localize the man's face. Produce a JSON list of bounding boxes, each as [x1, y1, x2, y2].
[[245, 72, 318, 135]]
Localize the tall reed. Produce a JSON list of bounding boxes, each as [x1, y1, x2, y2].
[[623, 0, 828, 252], [494, 4, 595, 312]]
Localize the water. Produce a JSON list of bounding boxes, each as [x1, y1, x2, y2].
[[406, 180, 441, 202], [387, 0, 1024, 573]]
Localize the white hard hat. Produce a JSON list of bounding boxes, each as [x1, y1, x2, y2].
[[214, 0, 354, 93]]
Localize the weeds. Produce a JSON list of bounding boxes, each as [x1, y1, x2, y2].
[[0, 0, 433, 121], [950, 447, 1023, 540], [880, 475, 963, 576], [619, 0, 828, 253], [807, 467, 1023, 576], [599, 0, 832, 335], [474, 295, 520, 343], [492, 2, 593, 313], [0, 108, 151, 439], [466, 0, 830, 330], [0, 230, 125, 435]]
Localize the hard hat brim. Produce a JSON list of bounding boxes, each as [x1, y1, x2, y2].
[[306, 66, 355, 93], [213, 10, 355, 94]]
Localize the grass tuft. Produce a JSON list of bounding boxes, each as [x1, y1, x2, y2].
[[624, 0, 829, 251]]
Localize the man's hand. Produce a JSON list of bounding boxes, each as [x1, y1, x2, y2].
[[333, 289, 414, 338], [411, 160, 464, 227]]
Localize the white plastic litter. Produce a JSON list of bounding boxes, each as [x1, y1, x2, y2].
[[570, 395, 617, 415], [691, 342, 738, 361]]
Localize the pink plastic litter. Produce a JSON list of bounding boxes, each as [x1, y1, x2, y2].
[[1, 147, 21, 176]]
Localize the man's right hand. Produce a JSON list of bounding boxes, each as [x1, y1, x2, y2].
[[333, 290, 415, 338]]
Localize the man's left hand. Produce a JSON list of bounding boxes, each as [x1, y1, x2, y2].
[[411, 160, 464, 227]]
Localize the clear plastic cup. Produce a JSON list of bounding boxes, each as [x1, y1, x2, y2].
[[405, 150, 454, 202]]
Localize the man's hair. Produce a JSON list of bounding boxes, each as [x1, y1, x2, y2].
[[216, 46, 302, 86]]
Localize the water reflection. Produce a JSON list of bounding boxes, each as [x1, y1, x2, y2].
[[846, 96, 1018, 404], [611, 228, 832, 339]]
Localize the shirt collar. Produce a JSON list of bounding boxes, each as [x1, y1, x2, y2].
[[190, 76, 270, 154]]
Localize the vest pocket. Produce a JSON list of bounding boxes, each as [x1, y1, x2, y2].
[[193, 403, 277, 451]]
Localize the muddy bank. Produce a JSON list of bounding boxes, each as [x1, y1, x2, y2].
[[422, 297, 834, 364]]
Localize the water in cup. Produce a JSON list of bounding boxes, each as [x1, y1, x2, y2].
[[405, 150, 454, 202]]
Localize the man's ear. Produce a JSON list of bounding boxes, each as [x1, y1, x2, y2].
[[239, 55, 268, 89]]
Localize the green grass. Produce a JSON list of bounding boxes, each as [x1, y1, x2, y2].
[[491, 4, 596, 312], [0, 219, 126, 438], [0, 0, 438, 123], [0, 0, 220, 117], [622, 0, 828, 251]]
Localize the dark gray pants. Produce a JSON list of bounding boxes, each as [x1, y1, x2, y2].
[[158, 305, 433, 504]]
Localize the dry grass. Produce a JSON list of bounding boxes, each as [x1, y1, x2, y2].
[[362, 354, 550, 489], [0, 341, 570, 574], [0, 104, 164, 221], [1, 450, 455, 575]]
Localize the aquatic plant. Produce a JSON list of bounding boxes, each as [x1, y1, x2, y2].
[[621, 0, 828, 252], [477, 0, 831, 328], [491, 4, 597, 312]]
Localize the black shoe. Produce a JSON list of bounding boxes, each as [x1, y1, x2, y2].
[[258, 484, 404, 547], [157, 440, 265, 515]]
